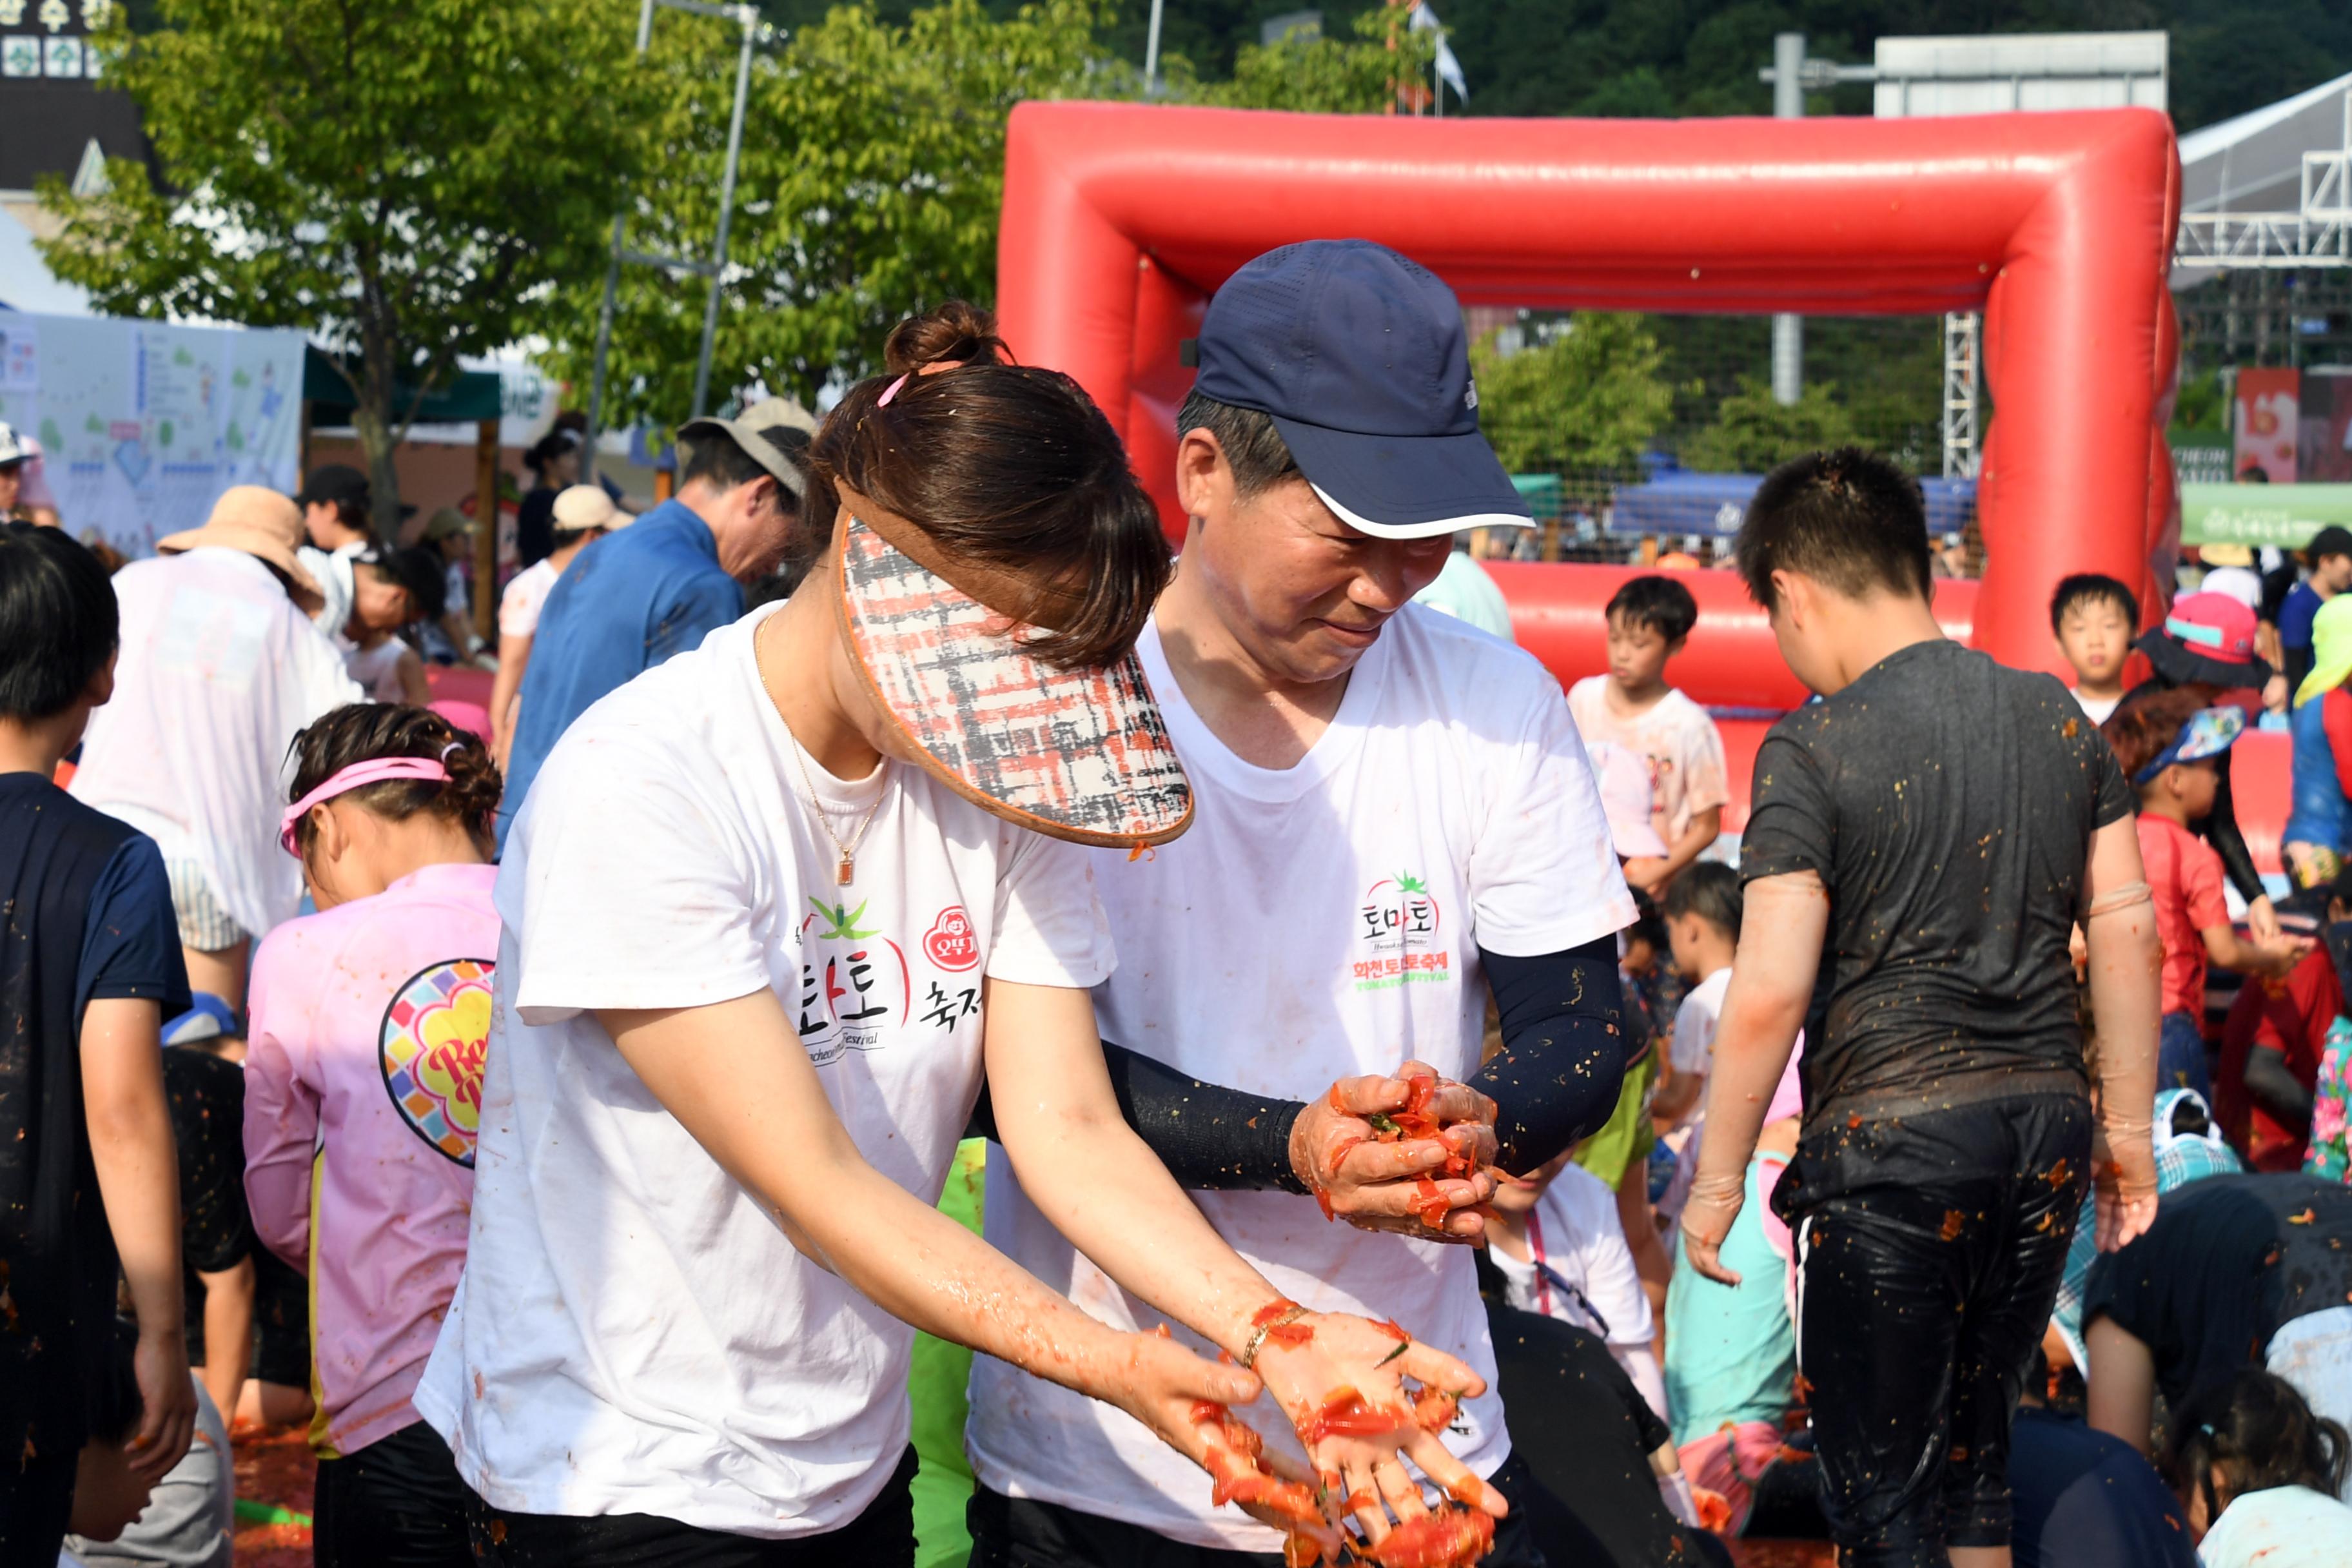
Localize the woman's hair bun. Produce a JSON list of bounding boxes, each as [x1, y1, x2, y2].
[[883, 301, 1008, 376]]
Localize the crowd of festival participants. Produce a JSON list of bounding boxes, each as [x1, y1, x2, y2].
[[6, 240, 2352, 1568]]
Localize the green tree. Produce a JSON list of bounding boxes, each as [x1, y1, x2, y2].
[[1469, 315, 1676, 475], [1680, 375, 1857, 473], [551, 0, 1431, 428], [549, 0, 1123, 426], [1188, 6, 1437, 113], [40, 0, 654, 529]]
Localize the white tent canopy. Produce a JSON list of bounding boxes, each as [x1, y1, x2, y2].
[[2179, 68, 2352, 217]]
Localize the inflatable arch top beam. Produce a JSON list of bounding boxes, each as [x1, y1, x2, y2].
[[996, 101, 2182, 687]]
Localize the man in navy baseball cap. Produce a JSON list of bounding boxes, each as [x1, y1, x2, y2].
[[967, 239, 1631, 1568], [1191, 238, 1534, 538]]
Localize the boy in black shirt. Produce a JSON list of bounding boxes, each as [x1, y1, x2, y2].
[[0, 524, 195, 1560], [1678, 451, 2163, 1568]]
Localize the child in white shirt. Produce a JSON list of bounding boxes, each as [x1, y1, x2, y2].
[[2050, 573, 2139, 726], [1568, 576, 1729, 899], [1487, 1149, 1667, 1426], [1654, 862, 1741, 1135]]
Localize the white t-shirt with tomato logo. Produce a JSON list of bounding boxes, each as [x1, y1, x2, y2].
[[415, 603, 1113, 1538], [970, 605, 1636, 1551]]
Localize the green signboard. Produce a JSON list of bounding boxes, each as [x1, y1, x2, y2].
[[2180, 483, 2352, 549]]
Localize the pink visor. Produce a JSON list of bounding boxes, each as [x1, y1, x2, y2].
[[281, 757, 450, 856]]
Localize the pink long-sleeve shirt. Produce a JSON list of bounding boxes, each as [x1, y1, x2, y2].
[[243, 861, 500, 1455]]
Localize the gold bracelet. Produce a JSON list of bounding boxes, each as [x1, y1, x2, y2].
[[1238, 1304, 1309, 1371]]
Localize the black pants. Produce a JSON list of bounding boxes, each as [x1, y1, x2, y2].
[[464, 1444, 917, 1567], [314, 1418, 471, 1567], [966, 1453, 1551, 1568], [1776, 1092, 2092, 1568], [0, 1453, 75, 1566]]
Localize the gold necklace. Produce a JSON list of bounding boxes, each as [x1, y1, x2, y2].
[[758, 615, 885, 886]]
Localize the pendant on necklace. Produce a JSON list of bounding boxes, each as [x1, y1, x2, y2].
[[838, 854, 855, 886]]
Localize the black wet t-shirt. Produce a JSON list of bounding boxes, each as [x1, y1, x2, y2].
[[1740, 639, 2132, 1126], [165, 1046, 253, 1362]]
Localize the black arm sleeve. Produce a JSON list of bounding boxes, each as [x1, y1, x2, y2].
[[2201, 750, 2269, 906], [965, 1043, 1313, 1192], [1471, 935, 1630, 1173], [965, 934, 1629, 1191]]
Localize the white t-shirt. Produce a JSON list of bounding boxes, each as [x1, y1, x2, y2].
[[415, 604, 1115, 1538], [298, 540, 364, 638], [970, 605, 1636, 1551], [498, 557, 561, 638], [2072, 689, 2121, 726], [1566, 678, 1730, 847], [1670, 966, 1733, 1079], [343, 635, 407, 703], [2198, 1485, 2352, 1567], [1487, 1163, 1653, 1349], [70, 549, 361, 940]]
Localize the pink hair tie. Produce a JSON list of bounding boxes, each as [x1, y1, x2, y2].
[[280, 757, 451, 856], [877, 372, 912, 407]]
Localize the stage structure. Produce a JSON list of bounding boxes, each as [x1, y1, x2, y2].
[[995, 101, 2182, 698]]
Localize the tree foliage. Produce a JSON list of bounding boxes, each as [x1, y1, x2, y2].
[[1680, 376, 1859, 474], [551, 0, 1431, 427], [1471, 317, 1676, 475], [546, 0, 1128, 426], [1186, 7, 1436, 114], [41, 0, 654, 526]]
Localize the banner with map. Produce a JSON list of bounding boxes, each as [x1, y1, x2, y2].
[[0, 311, 305, 558]]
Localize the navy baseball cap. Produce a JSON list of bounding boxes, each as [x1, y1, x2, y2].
[[1193, 240, 1531, 540]]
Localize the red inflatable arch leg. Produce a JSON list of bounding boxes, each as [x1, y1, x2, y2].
[[997, 103, 2180, 699]]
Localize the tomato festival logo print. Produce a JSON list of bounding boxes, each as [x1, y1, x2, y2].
[[1353, 871, 1453, 993], [378, 958, 495, 1166], [797, 897, 912, 1064]]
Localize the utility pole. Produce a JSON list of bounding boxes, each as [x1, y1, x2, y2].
[[1767, 34, 1805, 408], [1755, 35, 1872, 409], [582, 0, 765, 483], [1143, 0, 1164, 95]]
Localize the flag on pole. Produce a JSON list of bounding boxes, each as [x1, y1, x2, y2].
[[1409, 3, 1468, 103]]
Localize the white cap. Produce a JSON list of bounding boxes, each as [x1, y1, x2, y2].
[[0, 422, 27, 466], [1585, 740, 1669, 861], [552, 484, 632, 532]]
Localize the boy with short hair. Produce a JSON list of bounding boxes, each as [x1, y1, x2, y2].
[[2106, 692, 2311, 1102], [1654, 861, 1741, 1132], [1681, 449, 2164, 1568], [0, 524, 195, 1561], [1569, 576, 1729, 897], [2050, 572, 2141, 725], [2278, 524, 2352, 695]]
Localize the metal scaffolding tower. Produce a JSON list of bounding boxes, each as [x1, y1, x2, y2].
[[1942, 312, 1981, 479]]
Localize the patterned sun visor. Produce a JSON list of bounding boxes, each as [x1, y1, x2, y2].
[[836, 516, 1193, 848]]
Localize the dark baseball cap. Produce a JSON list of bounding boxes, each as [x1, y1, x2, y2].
[[1192, 239, 1531, 540], [297, 464, 371, 512]]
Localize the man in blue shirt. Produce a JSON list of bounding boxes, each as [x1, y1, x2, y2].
[[498, 400, 815, 842], [2278, 525, 2352, 696]]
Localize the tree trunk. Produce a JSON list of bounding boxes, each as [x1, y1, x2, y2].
[[351, 382, 403, 542]]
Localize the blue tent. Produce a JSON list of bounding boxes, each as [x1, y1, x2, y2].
[[1605, 471, 1978, 538]]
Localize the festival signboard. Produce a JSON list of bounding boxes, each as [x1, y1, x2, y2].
[[0, 311, 306, 559], [2234, 367, 2300, 484]]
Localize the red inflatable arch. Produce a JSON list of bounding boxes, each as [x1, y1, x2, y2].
[[995, 101, 2182, 697]]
